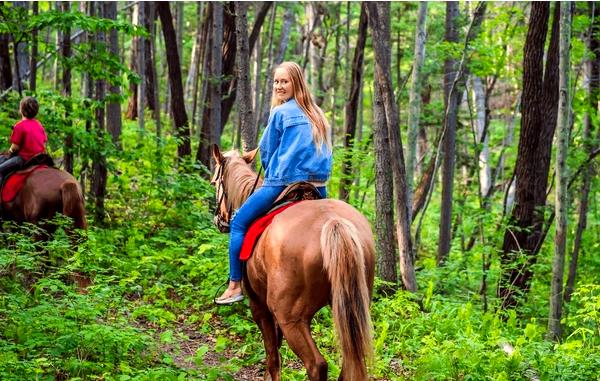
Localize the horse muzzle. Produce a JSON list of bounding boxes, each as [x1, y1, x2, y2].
[[213, 214, 230, 233]]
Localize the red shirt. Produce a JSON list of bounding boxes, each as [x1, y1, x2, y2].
[[11, 118, 47, 161]]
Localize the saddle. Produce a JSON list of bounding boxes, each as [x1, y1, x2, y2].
[[239, 182, 323, 261], [270, 181, 323, 212], [1, 154, 55, 204]]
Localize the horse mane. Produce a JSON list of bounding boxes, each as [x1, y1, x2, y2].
[[223, 151, 263, 210]]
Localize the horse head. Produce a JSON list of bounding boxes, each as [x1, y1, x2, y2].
[[210, 144, 259, 233]]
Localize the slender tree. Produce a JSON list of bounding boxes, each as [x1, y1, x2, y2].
[[438, 1, 460, 265], [11, 1, 27, 94], [157, 2, 191, 159], [0, 3, 11, 91], [367, 1, 417, 291], [372, 70, 398, 287], [91, 3, 107, 223], [143, 3, 157, 112], [565, 2, 600, 303], [234, 2, 255, 151], [548, 1, 572, 341], [209, 1, 223, 153], [126, 3, 140, 120], [406, 2, 428, 223], [105, 2, 122, 148], [220, 2, 272, 134], [339, 3, 367, 202], [185, 3, 204, 115], [62, 1, 73, 174], [257, 5, 293, 132], [148, 3, 161, 135], [137, 2, 146, 131], [498, 3, 560, 309], [29, 1, 38, 91]]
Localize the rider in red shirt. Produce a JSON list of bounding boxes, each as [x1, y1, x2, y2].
[[0, 97, 47, 184]]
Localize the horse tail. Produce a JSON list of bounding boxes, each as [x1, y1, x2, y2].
[[321, 217, 372, 380], [61, 181, 87, 229]]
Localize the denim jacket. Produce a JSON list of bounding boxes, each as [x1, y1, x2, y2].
[[258, 99, 332, 187]]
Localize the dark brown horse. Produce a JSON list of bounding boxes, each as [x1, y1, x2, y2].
[[211, 145, 375, 381], [2, 166, 87, 231]]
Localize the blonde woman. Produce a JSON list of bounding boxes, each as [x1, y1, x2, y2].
[[215, 61, 332, 304]]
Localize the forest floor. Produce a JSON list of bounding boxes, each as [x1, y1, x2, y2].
[[150, 316, 401, 380]]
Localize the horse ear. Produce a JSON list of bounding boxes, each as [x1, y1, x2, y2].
[[243, 148, 259, 164], [211, 144, 224, 165]]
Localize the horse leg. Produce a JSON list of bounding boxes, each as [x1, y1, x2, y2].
[[279, 320, 327, 381], [250, 301, 283, 381]]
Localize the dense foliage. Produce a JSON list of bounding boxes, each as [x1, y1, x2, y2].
[[0, 118, 597, 380]]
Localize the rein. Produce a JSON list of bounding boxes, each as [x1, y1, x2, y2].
[[213, 158, 262, 233]]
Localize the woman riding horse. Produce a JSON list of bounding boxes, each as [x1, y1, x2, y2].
[[215, 61, 332, 305], [212, 146, 375, 380], [211, 61, 375, 380]]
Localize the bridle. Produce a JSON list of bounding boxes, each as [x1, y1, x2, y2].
[[211, 157, 263, 234], [212, 159, 233, 233]]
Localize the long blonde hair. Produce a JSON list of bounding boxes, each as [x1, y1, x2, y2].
[[271, 62, 331, 152]]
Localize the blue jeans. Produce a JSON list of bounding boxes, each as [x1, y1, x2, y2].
[[228, 185, 327, 281], [0, 155, 24, 183]]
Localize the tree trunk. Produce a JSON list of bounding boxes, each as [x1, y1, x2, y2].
[[185, 3, 204, 116], [148, 3, 161, 136], [0, 3, 11, 91], [196, 3, 214, 167], [257, 5, 293, 131], [220, 2, 272, 135], [234, 2, 255, 151], [438, 1, 460, 265], [196, 2, 223, 168], [339, 3, 367, 202], [472, 76, 491, 198], [406, 2, 428, 223], [91, 3, 107, 224], [137, 2, 146, 131], [498, 3, 560, 310], [372, 66, 398, 287], [329, 3, 342, 141], [62, 1, 73, 174], [252, 3, 269, 127], [175, 2, 184, 69], [157, 2, 191, 159], [29, 1, 38, 91], [105, 2, 122, 148], [144, 3, 157, 112], [565, 2, 600, 303], [368, 2, 417, 292], [218, 2, 236, 136], [198, 2, 272, 166], [126, 3, 140, 120], [254, 3, 275, 131], [53, 2, 61, 91], [12, 1, 27, 94], [193, 5, 211, 134], [548, 1, 572, 342]]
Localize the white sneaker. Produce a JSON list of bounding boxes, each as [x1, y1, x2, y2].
[[214, 293, 244, 305]]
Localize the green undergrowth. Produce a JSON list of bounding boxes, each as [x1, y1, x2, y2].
[[0, 122, 599, 380]]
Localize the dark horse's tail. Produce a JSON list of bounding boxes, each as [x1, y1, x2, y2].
[[61, 181, 87, 229], [321, 217, 372, 380]]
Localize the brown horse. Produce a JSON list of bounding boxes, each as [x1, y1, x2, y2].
[[211, 145, 375, 381], [2, 166, 87, 231]]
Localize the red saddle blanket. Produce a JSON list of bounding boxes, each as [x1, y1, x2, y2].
[[240, 201, 301, 261], [2, 165, 47, 203]]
